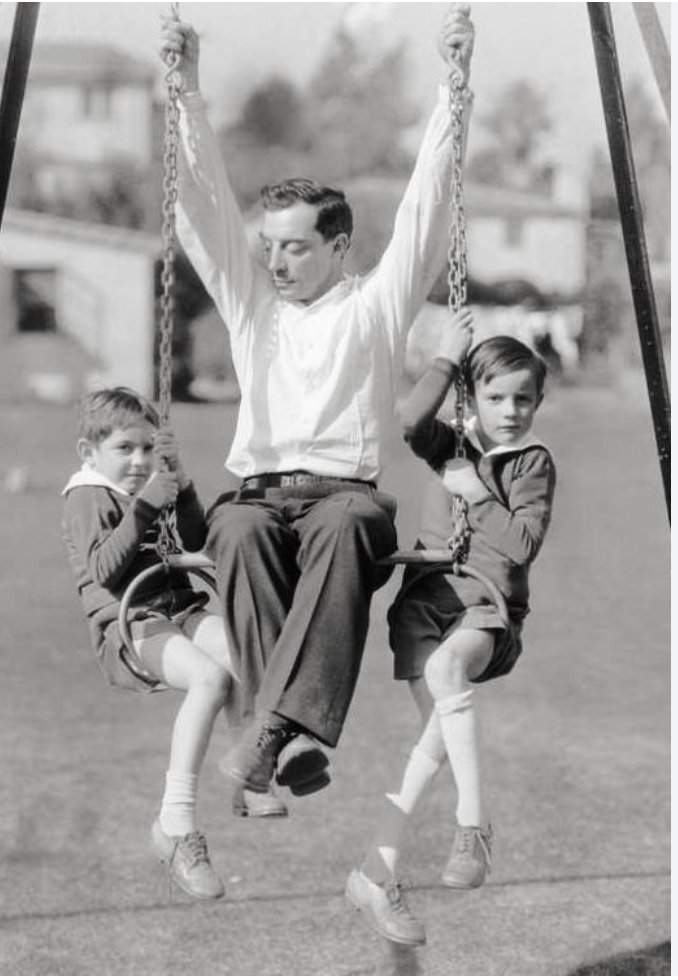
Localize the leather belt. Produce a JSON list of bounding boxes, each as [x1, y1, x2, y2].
[[242, 471, 376, 490]]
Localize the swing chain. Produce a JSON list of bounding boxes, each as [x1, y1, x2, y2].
[[445, 69, 471, 565], [156, 15, 182, 564]]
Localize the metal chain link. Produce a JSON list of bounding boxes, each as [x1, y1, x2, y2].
[[156, 2, 182, 563], [445, 69, 471, 565]]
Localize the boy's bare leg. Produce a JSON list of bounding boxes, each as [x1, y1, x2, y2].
[[136, 626, 232, 836]]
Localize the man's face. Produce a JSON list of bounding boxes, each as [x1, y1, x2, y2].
[[260, 202, 345, 305]]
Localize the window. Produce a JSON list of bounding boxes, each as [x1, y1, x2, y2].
[[81, 86, 113, 120], [15, 270, 57, 333], [505, 217, 524, 248]]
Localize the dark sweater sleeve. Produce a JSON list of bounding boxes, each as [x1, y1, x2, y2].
[[63, 488, 160, 590], [467, 447, 556, 564], [174, 481, 208, 551], [401, 358, 460, 470]]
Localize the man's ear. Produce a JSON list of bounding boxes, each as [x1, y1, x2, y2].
[[77, 437, 95, 465], [333, 233, 350, 258]]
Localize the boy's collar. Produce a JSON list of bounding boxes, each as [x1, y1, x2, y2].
[[463, 416, 547, 458], [61, 464, 131, 497]]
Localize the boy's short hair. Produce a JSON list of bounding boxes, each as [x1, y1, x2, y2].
[[463, 336, 548, 398], [77, 387, 159, 443], [260, 177, 353, 242]]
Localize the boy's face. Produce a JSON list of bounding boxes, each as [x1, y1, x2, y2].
[[78, 422, 156, 495], [260, 201, 346, 306], [470, 368, 542, 450]]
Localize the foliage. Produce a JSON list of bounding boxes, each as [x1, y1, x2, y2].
[[466, 79, 555, 193]]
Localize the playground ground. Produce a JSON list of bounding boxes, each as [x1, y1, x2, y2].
[[0, 374, 670, 976]]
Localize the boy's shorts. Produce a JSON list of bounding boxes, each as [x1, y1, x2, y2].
[[388, 567, 523, 684], [99, 594, 209, 694]]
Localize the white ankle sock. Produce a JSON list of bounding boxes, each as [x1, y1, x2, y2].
[[435, 690, 486, 828], [159, 770, 198, 838], [362, 743, 441, 881]]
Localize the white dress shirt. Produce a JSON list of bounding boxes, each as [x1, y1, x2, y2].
[[176, 87, 459, 482]]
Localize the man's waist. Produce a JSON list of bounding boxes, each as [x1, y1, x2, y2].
[[242, 470, 376, 490]]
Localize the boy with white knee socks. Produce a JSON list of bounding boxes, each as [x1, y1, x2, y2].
[[346, 312, 557, 945]]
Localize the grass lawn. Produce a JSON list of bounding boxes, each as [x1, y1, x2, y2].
[[0, 376, 670, 976]]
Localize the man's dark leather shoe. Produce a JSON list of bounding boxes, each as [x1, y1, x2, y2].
[[276, 734, 330, 795]]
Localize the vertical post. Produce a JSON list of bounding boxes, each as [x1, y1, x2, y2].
[[0, 3, 40, 234], [587, 2, 670, 521]]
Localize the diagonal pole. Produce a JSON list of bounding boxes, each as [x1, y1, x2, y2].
[[632, 2, 670, 121], [587, 2, 670, 522], [0, 2, 40, 236]]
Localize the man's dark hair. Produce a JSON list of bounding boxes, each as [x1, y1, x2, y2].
[[260, 178, 353, 242], [464, 336, 548, 398]]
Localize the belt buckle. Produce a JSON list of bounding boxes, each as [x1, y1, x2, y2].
[[280, 473, 297, 488]]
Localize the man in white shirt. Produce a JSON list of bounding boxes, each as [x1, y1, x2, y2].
[[160, 5, 475, 800]]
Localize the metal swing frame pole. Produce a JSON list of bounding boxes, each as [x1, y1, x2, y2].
[[587, 2, 670, 522], [0, 2, 40, 235]]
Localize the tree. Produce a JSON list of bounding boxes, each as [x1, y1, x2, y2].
[[236, 76, 310, 151], [305, 12, 417, 181], [467, 80, 554, 192]]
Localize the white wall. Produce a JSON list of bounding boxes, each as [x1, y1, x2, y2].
[[467, 215, 587, 295], [20, 84, 154, 165], [0, 211, 159, 396]]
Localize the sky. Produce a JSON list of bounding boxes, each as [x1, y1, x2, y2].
[[2, 1, 671, 178]]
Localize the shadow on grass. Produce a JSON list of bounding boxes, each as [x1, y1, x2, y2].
[[0, 868, 668, 927], [571, 940, 670, 976]]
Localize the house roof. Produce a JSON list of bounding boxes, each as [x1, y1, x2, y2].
[[3, 41, 155, 86], [4, 208, 161, 255]]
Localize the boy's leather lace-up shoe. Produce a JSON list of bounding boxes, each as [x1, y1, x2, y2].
[[225, 714, 329, 794], [441, 823, 492, 889], [151, 819, 224, 900], [345, 868, 426, 946], [231, 784, 288, 818]]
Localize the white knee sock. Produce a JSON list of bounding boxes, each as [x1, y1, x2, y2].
[[159, 770, 198, 838], [435, 690, 486, 828], [362, 742, 441, 882]]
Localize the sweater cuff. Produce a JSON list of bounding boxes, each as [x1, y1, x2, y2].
[[178, 90, 207, 112]]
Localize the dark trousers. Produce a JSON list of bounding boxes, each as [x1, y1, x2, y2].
[[205, 481, 397, 747]]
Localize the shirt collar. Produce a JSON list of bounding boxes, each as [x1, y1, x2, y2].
[[61, 464, 130, 497], [462, 415, 548, 458]]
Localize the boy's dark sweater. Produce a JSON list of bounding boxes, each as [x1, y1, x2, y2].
[[62, 480, 208, 651], [401, 358, 556, 619]]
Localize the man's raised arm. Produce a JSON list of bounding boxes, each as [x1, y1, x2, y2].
[[160, 16, 269, 334]]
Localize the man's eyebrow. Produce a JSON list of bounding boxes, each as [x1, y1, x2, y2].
[[258, 231, 308, 244]]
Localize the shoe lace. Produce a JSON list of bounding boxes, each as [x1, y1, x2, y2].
[[179, 830, 210, 869], [255, 721, 296, 751], [385, 880, 415, 919], [454, 826, 493, 867]]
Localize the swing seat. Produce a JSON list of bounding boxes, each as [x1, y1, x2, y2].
[[117, 552, 217, 656], [380, 550, 509, 628]]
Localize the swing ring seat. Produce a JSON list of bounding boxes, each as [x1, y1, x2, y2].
[[117, 553, 217, 656], [379, 550, 509, 628]]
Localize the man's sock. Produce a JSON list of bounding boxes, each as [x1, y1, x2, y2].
[[159, 770, 198, 838], [435, 689, 486, 828], [361, 742, 441, 883]]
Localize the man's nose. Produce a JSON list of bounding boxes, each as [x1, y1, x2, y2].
[[267, 245, 286, 274]]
